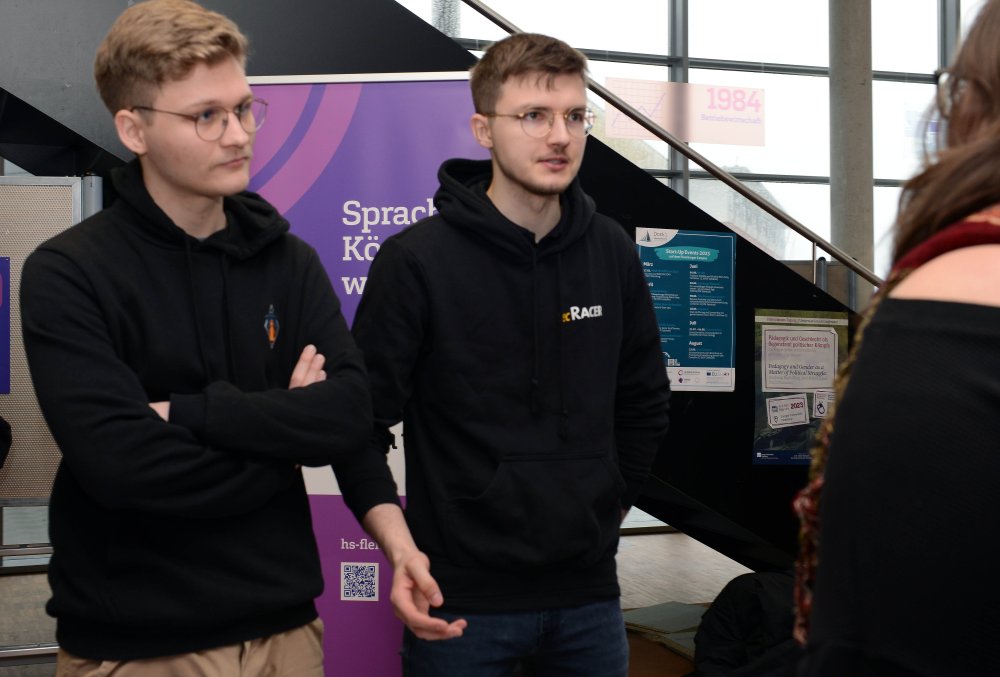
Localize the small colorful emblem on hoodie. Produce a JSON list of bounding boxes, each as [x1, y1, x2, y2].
[[264, 304, 280, 349]]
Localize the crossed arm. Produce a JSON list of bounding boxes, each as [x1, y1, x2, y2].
[[22, 243, 371, 517], [157, 345, 464, 640], [150, 344, 329, 419]]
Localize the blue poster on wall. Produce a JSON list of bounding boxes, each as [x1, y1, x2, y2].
[[636, 229, 736, 392]]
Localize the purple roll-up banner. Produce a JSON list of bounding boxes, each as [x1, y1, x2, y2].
[[249, 74, 487, 676]]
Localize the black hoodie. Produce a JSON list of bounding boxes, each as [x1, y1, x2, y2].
[[353, 159, 671, 612], [20, 160, 391, 660]]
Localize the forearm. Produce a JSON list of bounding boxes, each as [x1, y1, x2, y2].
[[361, 503, 420, 567], [36, 384, 296, 518], [172, 267, 373, 467], [363, 502, 466, 640], [171, 362, 372, 466]]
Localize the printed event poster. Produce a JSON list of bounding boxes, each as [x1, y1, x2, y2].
[[752, 308, 849, 465], [0, 257, 8, 394], [248, 74, 487, 677], [636, 228, 736, 391]]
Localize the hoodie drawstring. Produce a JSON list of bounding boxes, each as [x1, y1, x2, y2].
[[530, 247, 569, 441], [556, 252, 569, 441], [529, 247, 541, 416], [184, 237, 237, 382], [183, 237, 212, 381], [220, 256, 237, 379]]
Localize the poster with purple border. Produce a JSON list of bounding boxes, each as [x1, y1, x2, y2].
[[0, 257, 8, 394], [248, 74, 487, 676]]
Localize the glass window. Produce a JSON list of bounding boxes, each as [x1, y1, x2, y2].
[[1, 159, 30, 176], [392, 1, 433, 27], [874, 185, 902, 278], [589, 61, 675, 171], [961, 0, 988, 37], [394, 0, 670, 53], [688, 179, 830, 263], [872, 80, 935, 180], [872, 0, 938, 72], [689, 0, 828, 66], [688, 70, 830, 177]]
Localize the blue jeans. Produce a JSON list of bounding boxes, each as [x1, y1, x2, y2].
[[400, 599, 628, 677]]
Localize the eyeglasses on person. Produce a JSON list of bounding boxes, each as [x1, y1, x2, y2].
[[486, 107, 595, 138], [130, 97, 268, 141]]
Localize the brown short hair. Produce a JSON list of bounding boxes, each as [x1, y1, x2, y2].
[[94, 0, 248, 114], [469, 33, 588, 114]]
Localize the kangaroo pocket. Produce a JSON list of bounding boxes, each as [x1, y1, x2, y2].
[[442, 450, 626, 570]]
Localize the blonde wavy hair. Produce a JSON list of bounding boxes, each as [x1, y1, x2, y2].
[[94, 0, 248, 114]]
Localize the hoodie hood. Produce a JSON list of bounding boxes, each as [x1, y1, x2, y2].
[[111, 159, 289, 260], [434, 158, 595, 260]]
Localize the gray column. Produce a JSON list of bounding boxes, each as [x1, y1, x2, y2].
[[432, 0, 460, 38], [829, 0, 873, 275], [669, 0, 689, 198]]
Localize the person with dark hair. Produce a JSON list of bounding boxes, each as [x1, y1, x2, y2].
[[352, 32, 671, 676], [794, 2, 1000, 674], [21, 1, 381, 673]]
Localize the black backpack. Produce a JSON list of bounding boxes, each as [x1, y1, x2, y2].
[[690, 570, 801, 677]]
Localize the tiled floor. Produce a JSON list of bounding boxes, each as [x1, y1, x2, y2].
[[0, 504, 750, 676], [619, 530, 751, 610], [618, 530, 753, 676]]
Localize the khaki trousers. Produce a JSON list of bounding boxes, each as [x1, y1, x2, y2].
[[56, 618, 324, 677]]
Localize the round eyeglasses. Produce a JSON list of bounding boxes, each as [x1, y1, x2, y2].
[[130, 98, 268, 141], [486, 108, 595, 138]]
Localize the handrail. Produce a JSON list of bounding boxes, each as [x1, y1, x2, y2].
[[0, 644, 59, 665], [0, 544, 53, 558], [459, 0, 883, 288]]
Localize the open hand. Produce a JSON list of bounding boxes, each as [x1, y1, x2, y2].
[[390, 550, 467, 641]]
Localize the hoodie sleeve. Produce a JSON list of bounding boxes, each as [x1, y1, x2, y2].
[[615, 242, 672, 508], [168, 247, 375, 470], [340, 238, 428, 522], [21, 248, 297, 519]]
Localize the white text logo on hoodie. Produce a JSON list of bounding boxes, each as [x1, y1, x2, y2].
[[561, 305, 603, 323]]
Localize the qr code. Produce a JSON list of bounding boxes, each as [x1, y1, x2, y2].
[[341, 562, 379, 602]]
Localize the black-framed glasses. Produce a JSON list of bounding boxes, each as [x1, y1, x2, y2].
[[486, 108, 595, 138], [130, 97, 268, 141]]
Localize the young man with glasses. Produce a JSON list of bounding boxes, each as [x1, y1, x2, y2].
[[354, 32, 671, 675], [20, 1, 385, 673]]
